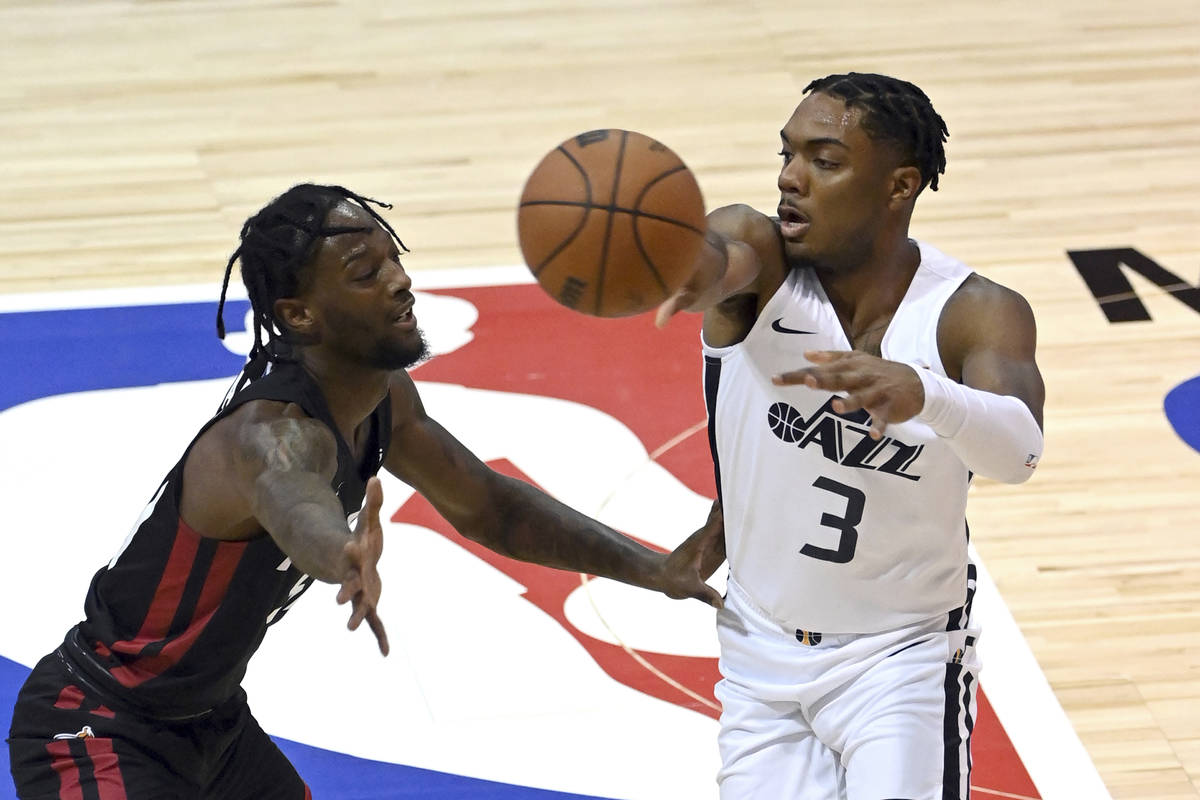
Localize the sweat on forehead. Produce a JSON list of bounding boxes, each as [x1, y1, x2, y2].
[[781, 94, 872, 149]]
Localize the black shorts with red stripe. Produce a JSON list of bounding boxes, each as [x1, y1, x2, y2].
[[7, 648, 310, 800]]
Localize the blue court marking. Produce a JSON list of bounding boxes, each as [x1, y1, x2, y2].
[[0, 300, 249, 413], [1164, 374, 1200, 453], [0, 301, 612, 799]]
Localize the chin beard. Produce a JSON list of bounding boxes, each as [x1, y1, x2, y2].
[[373, 328, 431, 370], [787, 239, 871, 275]]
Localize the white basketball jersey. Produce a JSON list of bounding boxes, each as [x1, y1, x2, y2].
[[702, 241, 975, 633]]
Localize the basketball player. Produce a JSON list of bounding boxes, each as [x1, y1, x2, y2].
[[657, 73, 1046, 798], [7, 184, 724, 799]]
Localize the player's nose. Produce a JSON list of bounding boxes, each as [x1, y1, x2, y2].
[[778, 160, 808, 196], [382, 258, 412, 294]]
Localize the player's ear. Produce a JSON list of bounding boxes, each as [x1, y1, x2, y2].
[[887, 165, 923, 208], [274, 297, 319, 342]]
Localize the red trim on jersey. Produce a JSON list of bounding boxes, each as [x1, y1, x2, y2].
[[109, 528, 247, 687], [53, 685, 85, 711], [304, 784, 312, 800], [83, 737, 129, 799], [108, 520, 200, 661], [92, 705, 116, 719], [45, 740, 84, 800]]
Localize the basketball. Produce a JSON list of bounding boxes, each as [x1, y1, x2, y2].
[[517, 129, 706, 317]]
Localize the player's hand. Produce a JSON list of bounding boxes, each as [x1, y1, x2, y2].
[[655, 279, 707, 329], [337, 476, 390, 656], [655, 231, 725, 329], [656, 501, 726, 609], [773, 350, 925, 440]]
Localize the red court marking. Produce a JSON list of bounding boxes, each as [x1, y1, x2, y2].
[[395, 459, 721, 716], [407, 283, 1041, 799]]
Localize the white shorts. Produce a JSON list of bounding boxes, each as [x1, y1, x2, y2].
[[715, 576, 980, 800]]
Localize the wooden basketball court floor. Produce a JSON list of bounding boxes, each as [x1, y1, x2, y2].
[[1, 1, 1198, 797]]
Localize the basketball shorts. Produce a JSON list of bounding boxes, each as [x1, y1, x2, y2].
[[7, 648, 310, 800], [715, 577, 980, 800]]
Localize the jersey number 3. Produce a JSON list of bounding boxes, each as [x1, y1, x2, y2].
[[800, 477, 866, 564]]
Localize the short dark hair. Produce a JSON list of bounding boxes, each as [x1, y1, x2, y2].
[[216, 184, 408, 375], [803, 72, 949, 192]]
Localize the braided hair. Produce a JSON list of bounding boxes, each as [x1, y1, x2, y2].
[[803, 73, 949, 192], [215, 184, 408, 384]]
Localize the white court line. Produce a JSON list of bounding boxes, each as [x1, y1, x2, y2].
[[971, 787, 1040, 800], [647, 419, 708, 462], [578, 573, 721, 714], [969, 550, 1113, 800]]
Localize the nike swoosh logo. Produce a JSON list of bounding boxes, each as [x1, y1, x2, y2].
[[771, 318, 816, 335]]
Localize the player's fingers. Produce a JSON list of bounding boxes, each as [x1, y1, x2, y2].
[[362, 476, 383, 526], [803, 350, 853, 364], [337, 566, 362, 604], [694, 583, 724, 610], [367, 611, 389, 656], [347, 596, 368, 631], [655, 290, 692, 329], [865, 399, 892, 439], [831, 393, 865, 414], [772, 368, 818, 387], [774, 365, 858, 390]]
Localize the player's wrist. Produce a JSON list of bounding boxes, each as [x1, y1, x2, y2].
[[643, 549, 684, 597]]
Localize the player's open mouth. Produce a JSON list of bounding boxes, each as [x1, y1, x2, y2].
[[777, 206, 810, 240], [391, 303, 417, 330]]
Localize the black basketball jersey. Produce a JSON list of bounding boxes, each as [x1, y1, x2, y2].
[[64, 361, 392, 719]]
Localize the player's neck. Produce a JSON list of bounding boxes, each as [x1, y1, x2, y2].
[[296, 349, 391, 440], [818, 236, 920, 338]]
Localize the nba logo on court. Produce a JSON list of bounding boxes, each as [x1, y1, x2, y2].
[[0, 275, 1108, 799]]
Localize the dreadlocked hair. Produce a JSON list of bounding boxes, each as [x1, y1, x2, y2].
[[803, 72, 949, 192], [215, 183, 409, 385]]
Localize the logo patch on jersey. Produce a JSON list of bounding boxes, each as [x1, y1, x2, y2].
[[52, 725, 95, 741], [795, 629, 823, 646], [770, 318, 816, 335], [767, 397, 924, 480]]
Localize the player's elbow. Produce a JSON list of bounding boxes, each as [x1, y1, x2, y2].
[[973, 441, 1043, 485], [984, 463, 1038, 485]]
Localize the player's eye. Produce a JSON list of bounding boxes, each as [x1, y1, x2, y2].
[[777, 150, 793, 164], [813, 158, 839, 169]]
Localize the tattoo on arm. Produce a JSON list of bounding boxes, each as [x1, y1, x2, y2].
[[241, 418, 338, 477], [237, 418, 349, 582]]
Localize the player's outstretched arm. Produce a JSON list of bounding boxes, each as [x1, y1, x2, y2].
[[384, 373, 723, 608], [654, 204, 786, 328], [183, 401, 389, 654]]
